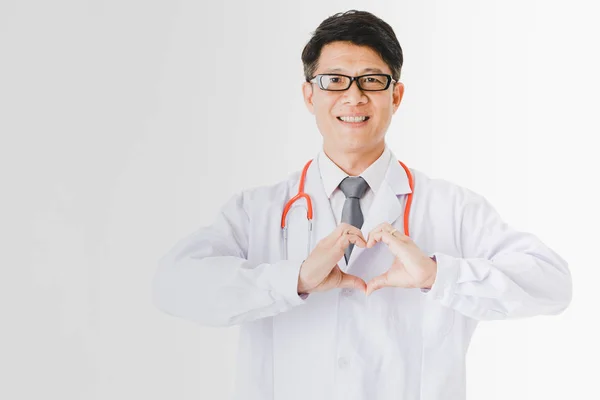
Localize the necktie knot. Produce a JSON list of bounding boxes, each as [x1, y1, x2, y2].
[[339, 176, 369, 199]]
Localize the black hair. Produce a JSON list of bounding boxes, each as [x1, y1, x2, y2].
[[301, 10, 403, 82]]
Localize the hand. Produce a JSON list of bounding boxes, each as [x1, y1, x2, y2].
[[298, 223, 368, 295], [364, 222, 437, 296]]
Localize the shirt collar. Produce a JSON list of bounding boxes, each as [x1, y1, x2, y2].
[[317, 145, 392, 199]]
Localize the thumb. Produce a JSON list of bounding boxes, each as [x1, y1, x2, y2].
[[366, 272, 389, 296], [337, 271, 367, 293]]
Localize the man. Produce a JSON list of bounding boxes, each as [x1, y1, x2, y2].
[[152, 10, 572, 400]]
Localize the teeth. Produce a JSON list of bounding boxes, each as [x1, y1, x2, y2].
[[339, 116, 367, 123]]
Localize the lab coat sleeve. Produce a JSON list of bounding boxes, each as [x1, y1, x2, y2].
[[151, 191, 308, 327], [426, 190, 572, 321]]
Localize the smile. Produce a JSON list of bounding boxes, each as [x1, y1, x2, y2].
[[336, 116, 370, 123]]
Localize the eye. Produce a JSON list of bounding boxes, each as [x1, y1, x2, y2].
[[366, 77, 384, 83], [329, 77, 341, 83]]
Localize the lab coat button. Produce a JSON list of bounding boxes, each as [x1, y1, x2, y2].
[[342, 288, 353, 297], [338, 357, 349, 369]]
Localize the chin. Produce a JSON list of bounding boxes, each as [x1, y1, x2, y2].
[[336, 138, 372, 152]]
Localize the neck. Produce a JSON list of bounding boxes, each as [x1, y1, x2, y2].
[[323, 142, 385, 176]]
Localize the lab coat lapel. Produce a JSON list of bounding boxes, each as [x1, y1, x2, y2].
[[272, 160, 340, 398], [346, 157, 413, 271], [303, 159, 337, 252]]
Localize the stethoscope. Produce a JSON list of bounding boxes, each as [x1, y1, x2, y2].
[[280, 159, 415, 260]]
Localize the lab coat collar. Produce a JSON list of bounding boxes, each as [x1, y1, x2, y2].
[[385, 148, 413, 196]]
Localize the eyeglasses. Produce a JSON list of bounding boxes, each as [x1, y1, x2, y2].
[[309, 73, 396, 91]]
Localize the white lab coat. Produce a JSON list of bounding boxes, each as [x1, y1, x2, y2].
[[152, 151, 572, 400]]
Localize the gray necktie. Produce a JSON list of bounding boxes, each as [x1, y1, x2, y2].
[[339, 176, 369, 263]]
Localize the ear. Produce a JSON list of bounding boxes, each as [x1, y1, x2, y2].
[[302, 81, 315, 114], [392, 82, 405, 114]]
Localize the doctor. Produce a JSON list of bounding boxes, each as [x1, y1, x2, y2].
[[152, 9, 572, 400]]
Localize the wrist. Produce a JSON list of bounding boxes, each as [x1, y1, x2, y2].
[[297, 260, 311, 294], [422, 255, 437, 289]]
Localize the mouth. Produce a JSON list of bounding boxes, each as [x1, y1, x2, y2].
[[336, 115, 370, 127]]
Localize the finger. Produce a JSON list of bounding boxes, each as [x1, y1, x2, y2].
[[323, 223, 351, 245], [326, 223, 364, 245], [337, 272, 367, 292], [366, 222, 388, 245], [346, 232, 367, 248], [335, 233, 366, 254], [335, 223, 353, 235], [367, 228, 408, 248], [329, 229, 365, 251], [366, 223, 397, 247], [321, 225, 345, 247], [366, 272, 389, 296], [367, 229, 390, 248], [370, 231, 397, 248], [337, 223, 366, 241]]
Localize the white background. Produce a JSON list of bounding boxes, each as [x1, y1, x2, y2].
[[1, 0, 598, 399]]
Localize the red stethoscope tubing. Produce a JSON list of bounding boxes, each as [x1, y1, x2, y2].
[[281, 159, 414, 237]]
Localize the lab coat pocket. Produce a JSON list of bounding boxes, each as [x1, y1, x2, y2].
[[421, 296, 455, 346]]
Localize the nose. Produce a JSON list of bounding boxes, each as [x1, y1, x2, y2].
[[342, 79, 368, 105]]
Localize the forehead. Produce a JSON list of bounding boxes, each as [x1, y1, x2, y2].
[[316, 41, 391, 75]]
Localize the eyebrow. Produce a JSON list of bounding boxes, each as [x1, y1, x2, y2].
[[323, 67, 386, 74]]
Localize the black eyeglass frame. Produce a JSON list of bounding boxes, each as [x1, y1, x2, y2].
[[308, 73, 397, 91]]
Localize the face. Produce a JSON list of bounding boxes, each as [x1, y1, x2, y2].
[[302, 41, 405, 155]]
